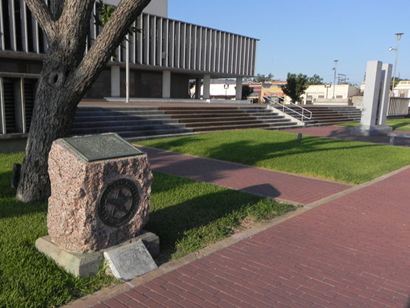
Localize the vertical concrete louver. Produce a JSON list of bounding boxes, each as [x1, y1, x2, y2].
[[0, 75, 38, 135], [0, 1, 257, 76]]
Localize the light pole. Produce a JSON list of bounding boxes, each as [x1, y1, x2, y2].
[[125, 34, 130, 103], [332, 59, 338, 99], [224, 79, 229, 99], [389, 32, 404, 96], [325, 83, 331, 100]]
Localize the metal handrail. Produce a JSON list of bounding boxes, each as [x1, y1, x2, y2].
[[264, 96, 312, 122]]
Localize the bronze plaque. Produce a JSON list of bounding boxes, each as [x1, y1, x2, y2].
[[61, 133, 143, 162], [97, 178, 140, 228]]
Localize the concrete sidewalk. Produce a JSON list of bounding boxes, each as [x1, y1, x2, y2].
[[144, 147, 351, 205], [78, 165, 410, 307]]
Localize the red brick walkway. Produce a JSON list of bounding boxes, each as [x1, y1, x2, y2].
[[285, 126, 392, 144], [285, 125, 347, 138], [87, 166, 410, 308], [144, 147, 350, 205]]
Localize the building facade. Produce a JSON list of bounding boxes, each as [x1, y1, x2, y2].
[[0, 0, 257, 135], [302, 84, 361, 105], [393, 80, 410, 98], [246, 81, 286, 103], [190, 79, 250, 100]]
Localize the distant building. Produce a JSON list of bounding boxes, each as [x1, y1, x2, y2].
[[245, 81, 286, 103], [0, 0, 258, 136], [393, 80, 410, 98], [190, 79, 239, 100], [302, 84, 361, 105]]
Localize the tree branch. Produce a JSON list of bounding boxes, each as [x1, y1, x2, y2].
[[49, 0, 65, 20], [55, 0, 95, 57], [25, 0, 57, 41], [72, 0, 151, 93]]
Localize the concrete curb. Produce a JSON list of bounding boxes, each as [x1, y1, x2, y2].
[[305, 165, 410, 210], [65, 207, 305, 307]]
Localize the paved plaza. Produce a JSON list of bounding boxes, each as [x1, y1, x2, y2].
[[69, 148, 410, 307], [144, 147, 351, 205]]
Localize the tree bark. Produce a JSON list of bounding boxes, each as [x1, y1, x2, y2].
[[17, 0, 151, 203], [16, 72, 80, 202]]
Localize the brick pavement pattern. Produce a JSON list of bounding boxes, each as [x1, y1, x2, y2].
[[285, 126, 392, 144], [92, 163, 410, 306], [144, 147, 350, 205], [285, 125, 347, 138]]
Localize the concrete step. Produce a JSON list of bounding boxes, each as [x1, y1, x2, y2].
[[72, 119, 180, 128], [240, 109, 275, 113], [72, 122, 186, 134], [159, 107, 247, 112], [166, 112, 280, 118], [288, 107, 360, 113], [309, 115, 354, 120], [79, 106, 160, 110], [192, 121, 300, 132], [118, 127, 192, 138], [175, 116, 256, 122], [309, 118, 352, 122], [159, 106, 266, 111], [175, 115, 283, 122], [192, 123, 272, 132], [74, 115, 173, 122], [183, 118, 292, 128], [162, 111, 249, 116], [76, 110, 166, 117], [265, 121, 297, 126], [311, 112, 358, 115], [266, 123, 302, 130], [185, 121, 264, 128], [310, 117, 356, 122], [307, 111, 346, 115], [306, 119, 355, 126], [126, 131, 195, 141], [166, 113, 255, 119], [251, 115, 285, 120]]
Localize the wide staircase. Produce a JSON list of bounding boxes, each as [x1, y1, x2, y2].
[[72, 107, 192, 139], [283, 105, 361, 126], [71, 104, 301, 139], [158, 105, 299, 132]]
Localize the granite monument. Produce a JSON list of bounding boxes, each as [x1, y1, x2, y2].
[[36, 133, 159, 277]]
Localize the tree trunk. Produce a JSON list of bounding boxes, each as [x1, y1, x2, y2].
[[16, 48, 81, 202], [16, 61, 80, 202], [17, 0, 151, 203]]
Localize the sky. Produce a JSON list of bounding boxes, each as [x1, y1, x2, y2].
[[169, 0, 410, 84]]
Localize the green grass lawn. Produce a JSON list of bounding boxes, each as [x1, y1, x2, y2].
[[341, 118, 410, 131], [0, 152, 292, 307], [140, 129, 410, 184]]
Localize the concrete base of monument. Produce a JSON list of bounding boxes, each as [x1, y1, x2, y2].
[[35, 231, 159, 278], [348, 125, 393, 136]]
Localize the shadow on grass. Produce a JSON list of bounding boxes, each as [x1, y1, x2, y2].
[[0, 171, 13, 198], [202, 137, 380, 166], [0, 198, 47, 219], [139, 135, 200, 152], [0, 171, 47, 219], [146, 187, 263, 262], [390, 120, 410, 130]]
